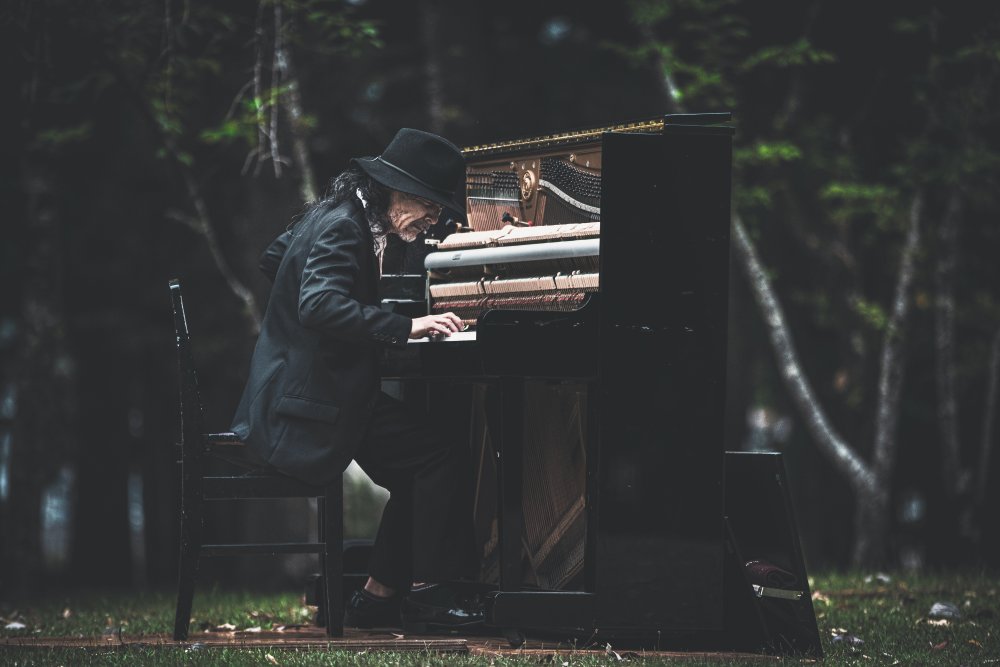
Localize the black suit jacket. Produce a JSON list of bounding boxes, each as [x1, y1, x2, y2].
[[231, 199, 411, 484]]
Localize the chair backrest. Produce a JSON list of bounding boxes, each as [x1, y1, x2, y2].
[[169, 279, 207, 461]]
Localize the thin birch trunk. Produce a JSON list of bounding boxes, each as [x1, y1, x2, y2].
[[272, 5, 317, 204], [856, 193, 922, 565], [872, 194, 923, 482], [733, 215, 875, 493]]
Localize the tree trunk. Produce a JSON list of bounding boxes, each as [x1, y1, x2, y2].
[[852, 483, 891, 567], [733, 214, 875, 493], [934, 190, 963, 495], [871, 194, 922, 484], [419, 0, 447, 135], [978, 325, 1000, 508], [273, 4, 317, 204], [4, 159, 79, 591], [854, 193, 922, 567]]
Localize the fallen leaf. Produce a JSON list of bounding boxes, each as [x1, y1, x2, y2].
[[930, 640, 949, 651], [969, 639, 983, 648], [265, 654, 279, 665], [61, 608, 72, 619], [244, 626, 262, 633], [211, 623, 237, 632], [926, 619, 950, 626]]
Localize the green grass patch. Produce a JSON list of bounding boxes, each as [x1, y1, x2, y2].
[[2, 572, 998, 665]]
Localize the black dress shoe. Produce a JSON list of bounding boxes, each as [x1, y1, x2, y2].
[[343, 588, 402, 629], [400, 583, 486, 634]]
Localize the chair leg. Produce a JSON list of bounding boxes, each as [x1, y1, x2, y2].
[[173, 503, 202, 641], [315, 499, 327, 629], [322, 475, 344, 637]]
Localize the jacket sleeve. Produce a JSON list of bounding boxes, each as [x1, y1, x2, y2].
[[259, 229, 294, 282], [298, 217, 412, 347]]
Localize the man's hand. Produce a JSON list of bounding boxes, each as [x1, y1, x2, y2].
[[410, 312, 464, 338]]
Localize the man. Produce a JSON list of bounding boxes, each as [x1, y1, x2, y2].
[[231, 128, 482, 632]]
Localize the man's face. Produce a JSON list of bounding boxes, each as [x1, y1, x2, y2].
[[387, 190, 443, 242]]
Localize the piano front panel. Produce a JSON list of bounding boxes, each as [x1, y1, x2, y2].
[[596, 128, 732, 632]]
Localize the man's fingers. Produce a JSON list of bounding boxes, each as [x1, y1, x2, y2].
[[436, 315, 459, 333]]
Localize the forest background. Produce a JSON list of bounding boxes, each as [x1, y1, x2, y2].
[[4, 0, 1000, 595]]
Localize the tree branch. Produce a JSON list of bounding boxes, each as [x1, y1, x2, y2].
[[269, 0, 283, 179], [733, 213, 875, 492], [253, 0, 267, 177], [872, 193, 923, 481], [97, 52, 261, 334], [638, 24, 685, 114]]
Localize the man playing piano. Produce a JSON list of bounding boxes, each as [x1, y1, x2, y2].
[[231, 128, 482, 632]]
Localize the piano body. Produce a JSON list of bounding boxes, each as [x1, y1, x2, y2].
[[380, 115, 821, 653]]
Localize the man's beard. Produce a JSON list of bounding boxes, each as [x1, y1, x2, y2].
[[395, 227, 421, 243]]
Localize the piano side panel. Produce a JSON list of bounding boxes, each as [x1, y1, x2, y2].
[[596, 129, 732, 633]]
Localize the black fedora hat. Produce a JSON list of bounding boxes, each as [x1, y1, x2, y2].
[[352, 128, 466, 218]]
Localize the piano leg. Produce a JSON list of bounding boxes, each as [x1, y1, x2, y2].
[[498, 377, 524, 592]]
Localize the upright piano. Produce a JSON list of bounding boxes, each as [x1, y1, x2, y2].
[[380, 114, 821, 654]]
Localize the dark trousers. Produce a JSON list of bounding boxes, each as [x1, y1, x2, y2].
[[353, 391, 477, 589]]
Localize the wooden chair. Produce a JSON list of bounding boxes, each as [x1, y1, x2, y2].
[[169, 279, 343, 640]]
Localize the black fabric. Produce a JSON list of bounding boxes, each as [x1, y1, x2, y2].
[[231, 199, 412, 484], [356, 391, 478, 589]]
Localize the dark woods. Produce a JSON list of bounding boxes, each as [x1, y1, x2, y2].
[[4, 0, 1000, 593]]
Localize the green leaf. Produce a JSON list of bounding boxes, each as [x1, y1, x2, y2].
[[734, 141, 802, 165], [31, 123, 94, 150], [851, 297, 889, 331], [741, 38, 835, 71]]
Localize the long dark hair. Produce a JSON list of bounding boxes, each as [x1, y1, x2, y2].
[[304, 166, 392, 246]]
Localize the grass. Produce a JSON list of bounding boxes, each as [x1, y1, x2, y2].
[[1, 572, 998, 665]]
